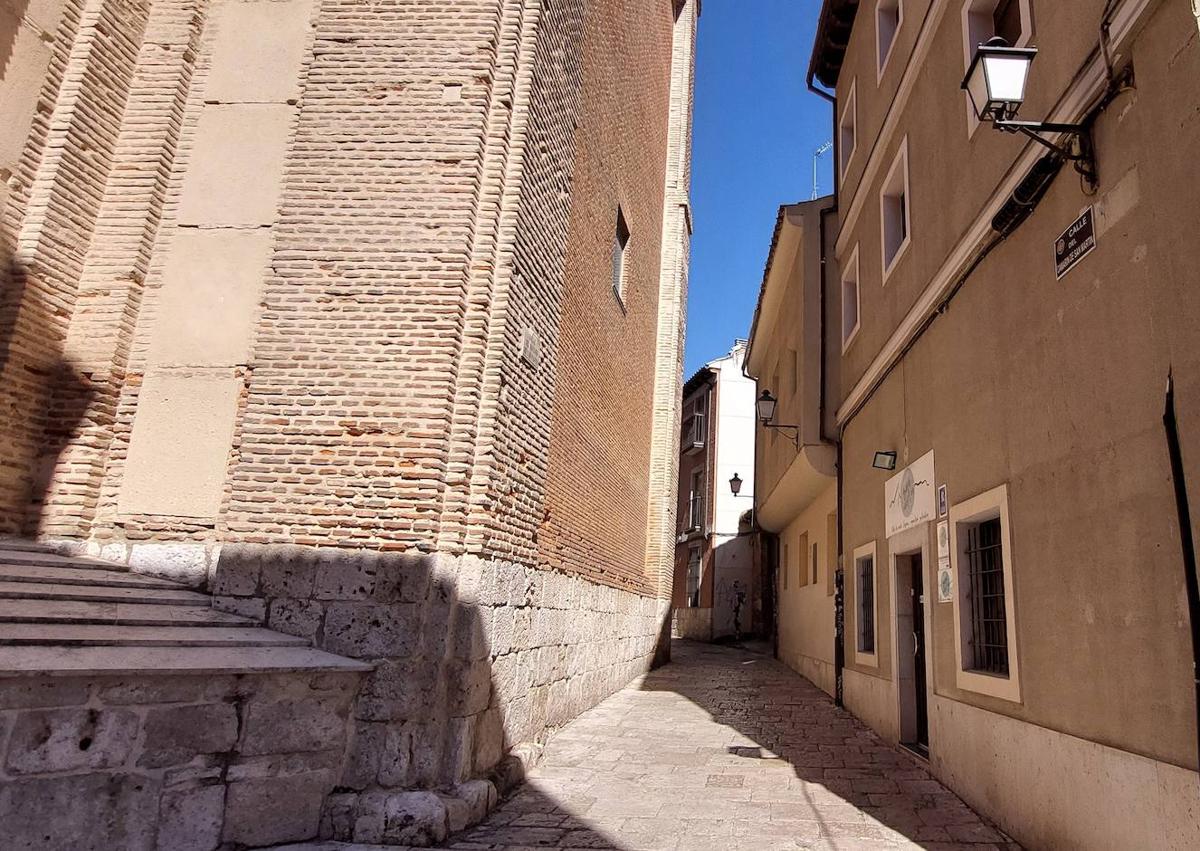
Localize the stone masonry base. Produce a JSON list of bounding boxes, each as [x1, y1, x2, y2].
[[0, 670, 362, 850], [211, 545, 671, 846]]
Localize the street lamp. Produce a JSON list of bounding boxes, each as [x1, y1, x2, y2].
[[755, 389, 801, 449], [962, 37, 1096, 187], [729, 472, 743, 496], [756, 390, 777, 424]]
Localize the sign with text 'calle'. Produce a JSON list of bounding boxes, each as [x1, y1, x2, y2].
[[884, 451, 936, 538], [1054, 206, 1097, 280]]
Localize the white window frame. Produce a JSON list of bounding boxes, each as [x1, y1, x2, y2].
[[875, 0, 904, 83], [852, 540, 879, 668], [841, 245, 861, 352], [879, 137, 911, 284], [949, 483, 1022, 703], [961, 0, 1034, 137], [838, 79, 858, 180]]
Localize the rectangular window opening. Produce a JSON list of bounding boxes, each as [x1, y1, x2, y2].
[[881, 142, 911, 278], [876, 0, 902, 74], [857, 553, 875, 654], [841, 247, 861, 349], [811, 542, 819, 586], [689, 468, 705, 531], [965, 517, 1009, 675], [612, 206, 630, 308], [839, 82, 857, 177], [686, 545, 701, 607]]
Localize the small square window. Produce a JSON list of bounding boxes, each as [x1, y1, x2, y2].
[[880, 140, 911, 281], [839, 81, 858, 178], [876, 0, 903, 77], [612, 206, 630, 309], [841, 246, 861, 350]]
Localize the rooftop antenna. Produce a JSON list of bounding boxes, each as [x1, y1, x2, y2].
[[812, 140, 833, 200]]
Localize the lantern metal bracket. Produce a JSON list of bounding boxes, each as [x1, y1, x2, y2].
[[992, 119, 1097, 188], [762, 422, 803, 450]]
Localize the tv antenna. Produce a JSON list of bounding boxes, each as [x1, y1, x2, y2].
[[812, 140, 833, 200]]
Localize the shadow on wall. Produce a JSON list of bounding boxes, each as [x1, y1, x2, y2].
[[0, 236, 95, 538], [212, 545, 666, 847]]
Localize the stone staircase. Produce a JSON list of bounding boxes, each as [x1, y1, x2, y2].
[[0, 539, 365, 672], [0, 539, 373, 849]]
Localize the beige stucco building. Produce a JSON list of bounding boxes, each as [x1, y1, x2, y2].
[[0, 0, 698, 846], [750, 0, 1200, 847], [745, 198, 841, 694]]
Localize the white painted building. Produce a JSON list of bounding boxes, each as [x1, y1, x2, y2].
[[673, 340, 760, 640]]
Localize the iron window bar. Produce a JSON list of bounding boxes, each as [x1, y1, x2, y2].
[[966, 519, 1009, 676], [858, 557, 875, 654]]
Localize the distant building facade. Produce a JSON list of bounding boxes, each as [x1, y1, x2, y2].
[[672, 340, 758, 641], [0, 0, 698, 846], [750, 0, 1200, 847]]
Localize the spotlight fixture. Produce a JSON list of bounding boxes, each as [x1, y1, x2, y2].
[[872, 451, 898, 471]]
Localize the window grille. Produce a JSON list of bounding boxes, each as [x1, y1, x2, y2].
[[965, 517, 1008, 675], [857, 555, 875, 653]]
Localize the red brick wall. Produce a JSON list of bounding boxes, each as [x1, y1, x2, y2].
[[537, 0, 675, 594]]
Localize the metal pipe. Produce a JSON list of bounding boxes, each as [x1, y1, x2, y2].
[[1163, 371, 1200, 774]]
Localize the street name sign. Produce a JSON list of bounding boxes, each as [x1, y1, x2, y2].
[[1054, 206, 1097, 280]]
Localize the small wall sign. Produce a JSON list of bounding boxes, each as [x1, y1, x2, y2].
[[938, 557, 953, 603], [937, 484, 948, 518], [1054, 206, 1097, 280]]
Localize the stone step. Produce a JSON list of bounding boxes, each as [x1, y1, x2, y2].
[[0, 563, 181, 590], [0, 599, 254, 627], [0, 644, 373, 676], [0, 623, 309, 647], [0, 548, 128, 571], [0, 580, 211, 606], [0, 538, 78, 554]]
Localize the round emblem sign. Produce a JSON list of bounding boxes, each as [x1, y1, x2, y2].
[[899, 468, 916, 516], [939, 569, 953, 600]]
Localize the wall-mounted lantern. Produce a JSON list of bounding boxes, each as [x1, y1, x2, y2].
[[962, 37, 1097, 188], [756, 390, 778, 424], [756, 389, 801, 449], [729, 472, 743, 496]]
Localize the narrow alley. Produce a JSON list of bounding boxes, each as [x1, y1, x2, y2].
[[443, 642, 1016, 851]]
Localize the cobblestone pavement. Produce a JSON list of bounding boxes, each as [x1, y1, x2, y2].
[[445, 641, 1017, 851]]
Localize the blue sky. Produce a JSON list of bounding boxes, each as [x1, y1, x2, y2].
[[683, 0, 833, 375]]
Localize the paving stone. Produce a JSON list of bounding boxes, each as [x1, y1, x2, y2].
[[453, 641, 1016, 850]]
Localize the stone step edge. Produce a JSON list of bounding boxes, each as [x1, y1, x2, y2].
[[0, 623, 311, 648], [0, 645, 373, 677]]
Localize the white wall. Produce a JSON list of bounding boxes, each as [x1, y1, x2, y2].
[[711, 344, 756, 538]]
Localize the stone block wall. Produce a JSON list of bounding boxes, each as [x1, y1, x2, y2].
[[212, 543, 668, 844], [0, 669, 362, 850]]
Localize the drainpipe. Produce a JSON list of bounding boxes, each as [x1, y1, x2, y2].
[[1163, 371, 1200, 772]]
